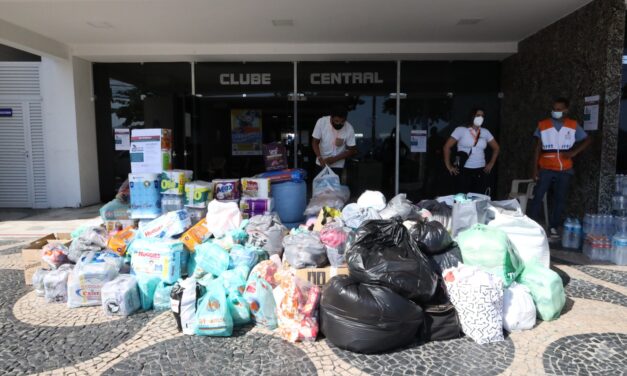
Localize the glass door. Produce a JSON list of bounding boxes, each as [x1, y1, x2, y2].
[[192, 62, 293, 180], [297, 61, 397, 198]]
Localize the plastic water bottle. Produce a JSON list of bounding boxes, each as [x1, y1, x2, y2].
[[562, 218, 572, 249], [612, 228, 627, 265], [572, 218, 582, 250]]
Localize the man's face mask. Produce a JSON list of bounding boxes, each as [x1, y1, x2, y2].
[[331, 119, 345, 130]]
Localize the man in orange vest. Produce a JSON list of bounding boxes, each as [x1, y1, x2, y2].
[[529, 97, 592, 240]]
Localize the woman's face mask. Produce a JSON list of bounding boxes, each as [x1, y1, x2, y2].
[[473, 116, 484, 127]]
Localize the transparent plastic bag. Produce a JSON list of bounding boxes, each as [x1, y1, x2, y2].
[[283, 232, 328, 269], [67, 251, 121, 308], [67, 226, 108, 262], [274, 269, 321, 342], [312, 166, 341, 197], [44, 264, 72, 303], [245, 214, 286, 256], [41, 244, 70, 268], [32, 268, 51, 297], [320, 222, 351, 267]]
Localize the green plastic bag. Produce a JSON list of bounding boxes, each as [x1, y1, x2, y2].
[[195, 242, 230, 277], [136, 275, 160, 310], [153, 281, 173, 311], [194, 280, 233, 337], [227, 291, 251, 326], [457, 224, 523, 287], [517, 262, 565, 321]]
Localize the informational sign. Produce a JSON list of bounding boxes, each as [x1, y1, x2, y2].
[[0, 108, 12, 117], [410, 130, 427, 153], [583, 95, 600, 131], [231, 109, 263, 156], [114, 128, 131, 151]]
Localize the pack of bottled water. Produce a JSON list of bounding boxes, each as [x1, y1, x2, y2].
[[580, 213, 627, 265]]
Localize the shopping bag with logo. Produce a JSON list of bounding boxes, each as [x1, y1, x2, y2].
[[451, 197, 489, 237], [194, 280, 233, 337]]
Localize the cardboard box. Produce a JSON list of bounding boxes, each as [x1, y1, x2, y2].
[[294, 265, 348, 287], [130, 128, 173, 173], [22, 233, 72, 285]]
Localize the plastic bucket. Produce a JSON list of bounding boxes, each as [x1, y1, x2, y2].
[[272, 180, 307, 224]]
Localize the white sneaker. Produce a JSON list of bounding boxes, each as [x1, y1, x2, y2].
[[549, 228, 560, 240]]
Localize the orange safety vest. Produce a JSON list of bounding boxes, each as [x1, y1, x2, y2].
[[536, 118, 578, 171]]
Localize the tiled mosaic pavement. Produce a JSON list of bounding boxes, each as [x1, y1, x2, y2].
[[0, 238, 625, 376]]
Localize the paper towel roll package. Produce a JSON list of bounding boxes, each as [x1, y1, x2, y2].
[[160, 170, 193, 195], [241, 178, 271, 198], [129, 173, 162, 219], [184, 181, 213, 208], [213, 179, 241, 201], [240, 197, 274, 219]]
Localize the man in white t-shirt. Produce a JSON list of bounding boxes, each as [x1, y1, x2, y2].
[[312, 107, 357, 178]]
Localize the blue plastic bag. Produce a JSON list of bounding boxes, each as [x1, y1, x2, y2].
[[153, 281, 174, 311], [187, 250, 197, 276], [229, 245, 259, 271], [220, 269, 247, 294], [194, 280, 233, 337], [136, 275, 160, 310], [195, 242, 230, 276], [243, 273, 278, 329], [228, 292, 251, 326]]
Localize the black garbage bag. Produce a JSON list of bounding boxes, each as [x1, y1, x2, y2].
[[416, 200, 452, 231], [408, 221, 453, 254], [320, 275, 424, 354], [427, 245, 463, 275], [346, 219, 438, 303]]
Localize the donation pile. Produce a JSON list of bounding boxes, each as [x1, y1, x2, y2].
[[27, 130, 567, 353]]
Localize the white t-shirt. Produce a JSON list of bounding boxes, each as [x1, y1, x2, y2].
[[450, 126, 494, 169], [312, 116, 357, 168]]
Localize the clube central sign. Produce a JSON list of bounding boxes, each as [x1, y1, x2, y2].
[[195, 62, 395, 93]]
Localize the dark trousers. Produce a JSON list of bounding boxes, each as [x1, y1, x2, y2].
[[458, 167, 489, 195], [528, 169, 572, 229]]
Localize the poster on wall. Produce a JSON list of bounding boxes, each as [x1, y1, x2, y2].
[[114, 128, 130, 151], [410, 130, 427, 153], [231, 109, 263, 156], [583, 95, 600, 131]]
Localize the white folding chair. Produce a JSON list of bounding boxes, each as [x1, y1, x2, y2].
[[509, 179, 549, 227]]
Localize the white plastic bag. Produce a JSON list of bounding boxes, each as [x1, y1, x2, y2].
[[205, 200, 242, 238], [487, 208, 550, 268], [101, 274, 141, 317], [443, 263, 504, 344], [502, 282, 536, 332], [170, 278, 203, 335], [341, 203, 381, 229], [379, 193, 419, 220], [357, 190, 387, 211]]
